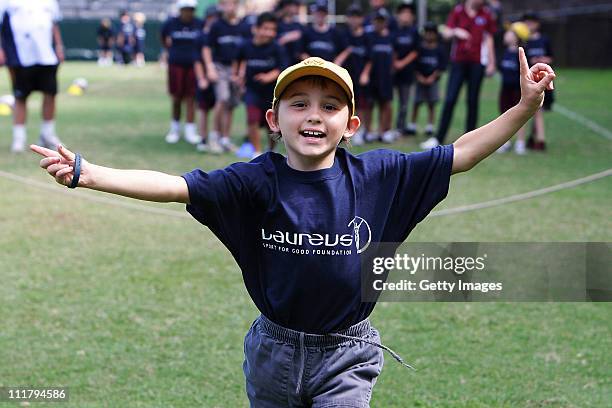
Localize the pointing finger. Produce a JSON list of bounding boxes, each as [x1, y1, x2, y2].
[[30, 144, 59, 158], [518, 47, 529, 77]]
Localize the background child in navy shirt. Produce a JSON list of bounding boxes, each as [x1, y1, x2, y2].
[[524, 12, 554, 151], [204, 0, 243, 151], [194, 6, 222, 154], [160, 0, 203, 146], [299, 1, 347, 65], [276, 0, 303, 65], [133, 12, 146, 67], [361, 8, 395, 144], [32, 53, 555, 406], [411, 22, 447, 137], [497, 22, 529, 155], [234, 12, 286, 157], [341, 4, 369, 146], [392, 2, 419, 137]]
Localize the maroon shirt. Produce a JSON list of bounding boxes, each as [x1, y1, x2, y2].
[[446, 4, 496, 64]]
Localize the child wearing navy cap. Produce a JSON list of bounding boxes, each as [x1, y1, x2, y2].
[[32, 52, 555, 406]]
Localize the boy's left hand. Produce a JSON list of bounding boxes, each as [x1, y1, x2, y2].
[[518, 46, 556, 114]]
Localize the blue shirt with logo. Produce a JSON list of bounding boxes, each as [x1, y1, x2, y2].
[[277, 20, 303, 65], [161, 17, 203, 65], [300, 25, 346, 62], [237, 39, 287, 105], [499, 49, 520, 88], [416, 44, 447, 77], [526, 35, 553, 63], [342, 29, 368, 89], [393, 25, 420, 82], [182, 145, 453, 333], [207, 17, 243, 65], [367, 31, 394, 87]]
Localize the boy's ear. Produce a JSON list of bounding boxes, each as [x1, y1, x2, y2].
[[343, 115, 361, 140], [265, 108, 280, 132]]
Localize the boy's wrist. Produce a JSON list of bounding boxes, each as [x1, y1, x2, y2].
[[514, 101, 537, 120]]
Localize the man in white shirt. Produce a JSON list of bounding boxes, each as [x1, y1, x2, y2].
[[0, 0, 65, 152]]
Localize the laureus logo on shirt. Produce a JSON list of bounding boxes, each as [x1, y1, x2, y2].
[[260, 216, 372, 255]]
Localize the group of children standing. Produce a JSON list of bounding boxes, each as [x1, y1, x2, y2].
[[96, 10, 147, 67], [161, 0, 447, 158], [160, 0, 553, 159]]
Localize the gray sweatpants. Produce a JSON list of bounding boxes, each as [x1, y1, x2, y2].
[[243, 314, 411, 407]]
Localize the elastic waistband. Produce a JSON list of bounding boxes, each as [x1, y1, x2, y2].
[[257, 314, 372, 348]]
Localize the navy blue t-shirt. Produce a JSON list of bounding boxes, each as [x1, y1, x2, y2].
[[207, 17, 243, 65], [499, 49, 520, 88], [182, 145, 454, 333], [526, 34, 553, 63], [300, 25, 346, 62], [239, 14, 257, 39], [237, 40, 287, 105], [367, 31, 394, 82], [277, 20, 303, 65], [393, 25, 419, 82], [342, 29, 368, 88], [161, 17, 203, 65], [416, 44, 447, 77]]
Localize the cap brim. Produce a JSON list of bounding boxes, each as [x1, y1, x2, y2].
[[274, 66, 354, 113]]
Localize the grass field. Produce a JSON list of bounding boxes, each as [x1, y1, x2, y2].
[[0, 63, 610, 407]]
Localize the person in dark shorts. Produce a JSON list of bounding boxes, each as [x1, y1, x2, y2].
[[132, 12, 146, 67], [235, 12, 286, 157], [0, 0, 64, 153], [97, 18, 114, 66], [361, 8, 395, 143], [411, 22, 447, 138], [496, 22, 530, 154], [392, 2, 419, 137], [194, 5, 221, 154], [116, 10, 135, 65], [524, 12, 553, 151], [161, 0, 203, 145]]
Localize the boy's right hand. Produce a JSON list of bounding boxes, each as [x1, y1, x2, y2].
[[31, 144, 89, 188], [207, 67, 218, 83]]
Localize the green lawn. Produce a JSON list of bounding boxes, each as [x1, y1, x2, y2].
[[0, 63, 610, 407]]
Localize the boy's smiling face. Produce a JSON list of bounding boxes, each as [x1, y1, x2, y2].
[[266, 77, 360, 171]]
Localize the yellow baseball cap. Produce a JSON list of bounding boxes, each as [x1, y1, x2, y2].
[[510, 21, 530, 42], [273, 57, 355, 116]]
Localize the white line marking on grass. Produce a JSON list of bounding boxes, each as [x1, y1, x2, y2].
[[1, 168, 610, 218], [430, 169, 612, 217], [554, 104, 612, 140]]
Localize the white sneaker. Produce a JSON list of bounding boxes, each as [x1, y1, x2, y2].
[[196, 140, 223, 154], [496, 141, 512, 153], [365, 132, 380, 143], [10, 133, 26, 153], [39, 133, 62, 150], [351, 128, 365, 146], [514, 140, 527, 155], [219, 136, 237, 152], [184, 132, 202, 145], [381, 130, 397, 144], [419, 136, 439, 150], [165, 131, 180, 144]]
